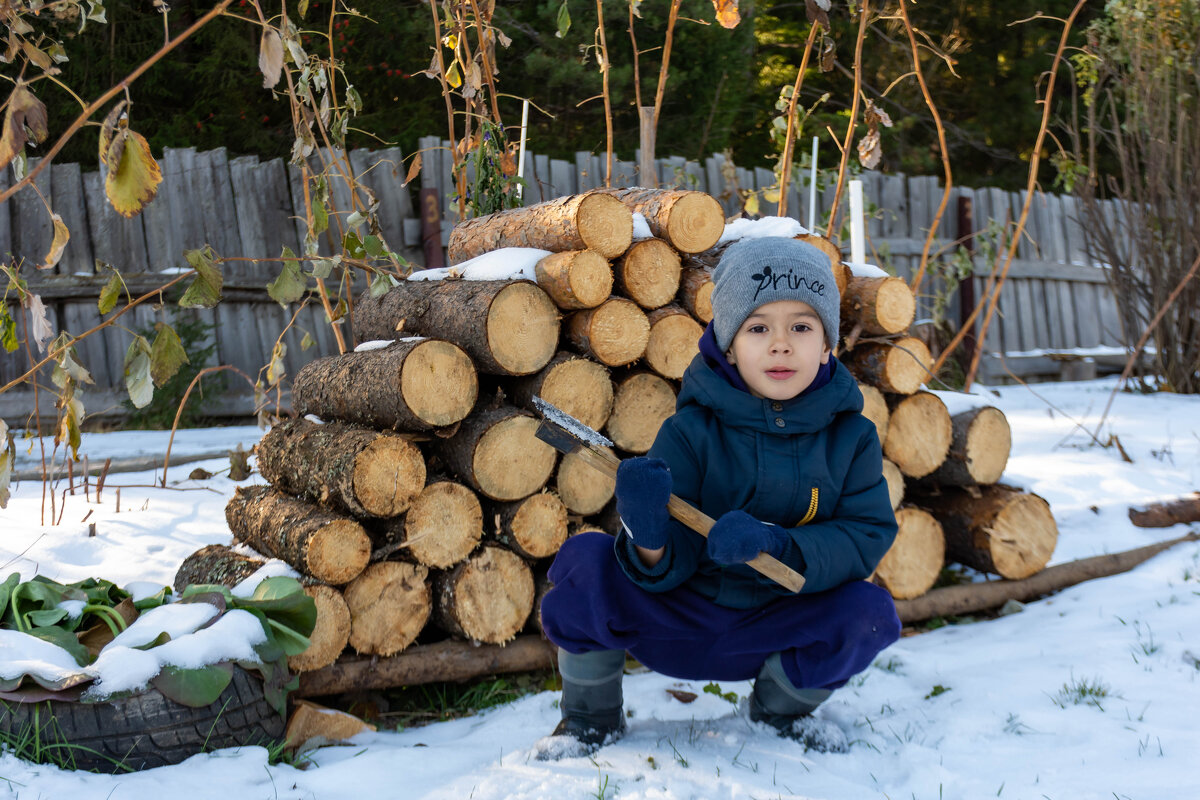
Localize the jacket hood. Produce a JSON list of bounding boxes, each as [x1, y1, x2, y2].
[[676, 351, 864, 435]]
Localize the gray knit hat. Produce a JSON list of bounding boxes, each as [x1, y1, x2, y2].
[[711, 237, 841, 351]]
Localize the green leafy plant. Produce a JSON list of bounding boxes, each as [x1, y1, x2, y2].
[[702, 681, 739, 705], [1, 573, 315, 715], [1050, 674, 1118, 711]]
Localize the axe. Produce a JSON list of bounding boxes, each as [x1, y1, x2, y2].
[[532, 396, 805, 593]]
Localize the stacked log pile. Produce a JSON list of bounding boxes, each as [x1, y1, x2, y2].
[[173, 187, 1062, 694]]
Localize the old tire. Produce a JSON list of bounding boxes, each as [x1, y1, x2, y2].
[[0, 666, 285, 773]]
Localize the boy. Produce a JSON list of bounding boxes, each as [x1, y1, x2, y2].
[[539, 236, 901, 755]]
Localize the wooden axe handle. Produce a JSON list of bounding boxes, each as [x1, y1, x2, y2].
[[567, 444, 806, 593]]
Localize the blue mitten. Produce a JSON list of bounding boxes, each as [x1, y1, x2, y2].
[[707, 510, 789, 565], [615, 457, 672, 549]]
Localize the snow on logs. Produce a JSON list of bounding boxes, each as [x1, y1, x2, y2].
[[447, 191, 633, 263]]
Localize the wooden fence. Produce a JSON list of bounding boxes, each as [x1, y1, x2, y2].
[[0, 140, 1130, 424]]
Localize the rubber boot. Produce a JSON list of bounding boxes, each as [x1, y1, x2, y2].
[[550, 648, 627, 750], [748, 653, 838, 748]]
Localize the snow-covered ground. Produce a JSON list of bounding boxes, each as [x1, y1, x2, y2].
[[1, 376, 1198, 800]]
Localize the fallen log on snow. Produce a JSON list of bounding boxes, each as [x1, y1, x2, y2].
[[294, 634, 558, 697], [1128, 493, 1200, 528], [894, 531, 1200, 623]]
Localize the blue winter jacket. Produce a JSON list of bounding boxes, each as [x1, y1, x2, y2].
[[614, 353, 897, 609]]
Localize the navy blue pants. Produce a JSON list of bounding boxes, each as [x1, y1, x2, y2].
[[541, 532, 901, 691]]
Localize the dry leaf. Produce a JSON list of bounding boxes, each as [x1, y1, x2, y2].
[[105, 128, 163, 217], [403, 152, 422, 187], [27, 294, 54, 352], [0, 83, 49, 171], [666, 689, 698, 703], [711, 0, 741, 29], [97, 101, 127, 169], [858, 128, 882, 170], [259, 29, 284, 89], [41, 213, 69, 270], [819, 34, 836, 72], [806, 0, 830, 27]]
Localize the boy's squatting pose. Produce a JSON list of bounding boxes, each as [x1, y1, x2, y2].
[[538, 236, 902, 755]]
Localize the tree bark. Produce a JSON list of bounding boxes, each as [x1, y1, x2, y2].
[[343, 561, 432, 657], [432, 404, 557, 502], [508, 351, 614, 433], [916, 484, 1058, 580], [873, 506, 944, 600], [173, 544, 266, 595], [433, 546, 535, 645], [913, 406, 1012, 489], [256, 418, 426, 518], [354, 280, 560, 376], [484, 491, 569, 560], [564, 297, 651, 367], [605, 371, 677, 454], [842, 336, 933, 395], [556, 445, 617, 515], [597, 188, 724, 253], [295, 635, 558, 696], [678, 265, 714, 323], [1128, 493, 1200, 528], [893, 532, 1200, 623], [225, 486, 371, 585], [446, 192, 633, 263], [644, 305, 703, 381], [293, 338, 477, 431], [534, 250, 613, 310], [841, 275, 916, 336], [366, 479, 484, 569], [883, 391, 953, 479], [614, 238, 682, 309], [289, 584, 352, 673]]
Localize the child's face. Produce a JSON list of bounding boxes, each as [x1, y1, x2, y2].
[[726, 299, 831, 400]]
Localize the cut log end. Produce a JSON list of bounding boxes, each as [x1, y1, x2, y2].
[[352, 436, 427, 517], [288, 584, 352, 673], [882, 458, 904, 511], [858, 382, 889, 444], [963, 407, 1012, 485], [665, 193, 724, 253], [618, 238, 682, 309], [404, 481, 484, 568], [487, 282, 561, 376], [884, 392, 952, 479], [606, 372, 677, 454], [987, 492, 1058, 579], [535, 250, 614, 310], [567, 298, 651, 367], [557, 445, 617, 515], [344, 561, 432, 657], [401, 340, 479, 427], [536, 356, 614, 432], [306, 520, 373, 586], [473, 415, 558, 501], [873, 277, 918, 334], [644, 308, 702, 381], [874, 507, 945, 600], [503, 492, 569, 559], [577, 193, 634, 257], [438, 546, 534, 645]]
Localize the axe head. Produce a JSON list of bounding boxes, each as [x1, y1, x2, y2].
[[531, 395, 614, 455]]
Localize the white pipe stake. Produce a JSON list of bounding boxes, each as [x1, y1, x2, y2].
[[849, 179, 866, 267], [516, 99, 530, 202], [807, 136, 819, 232]]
